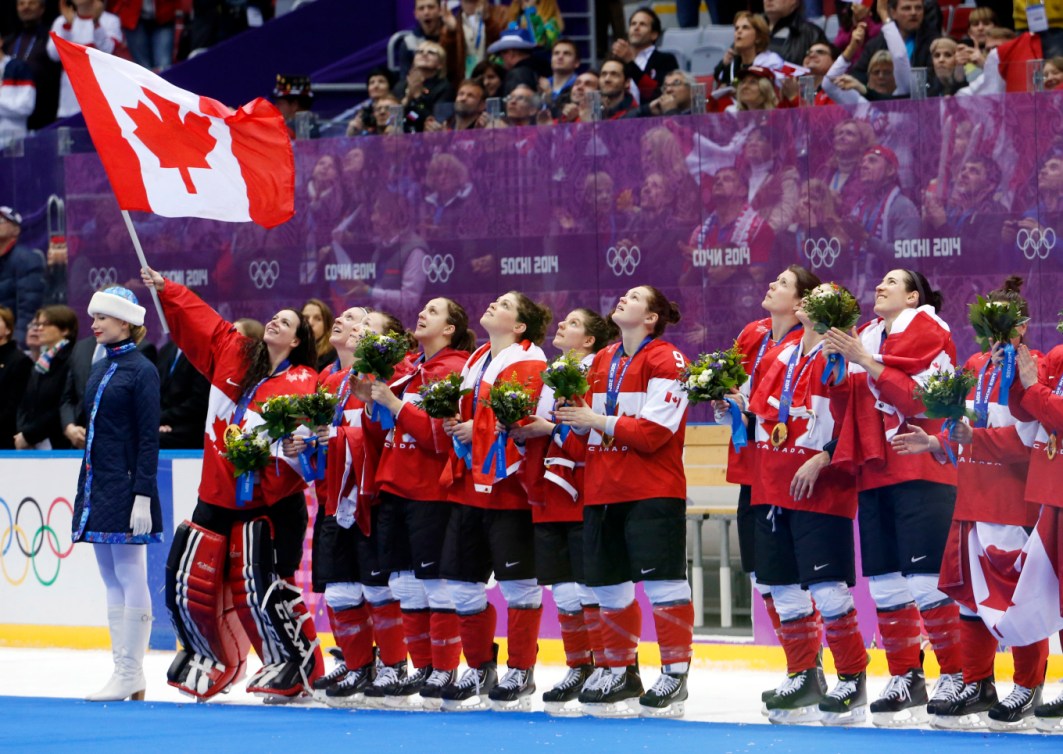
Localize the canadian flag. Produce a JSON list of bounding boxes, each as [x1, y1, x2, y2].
[[51, 34, 294, 228]]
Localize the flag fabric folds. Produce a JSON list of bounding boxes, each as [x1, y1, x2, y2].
[[50, 33, 294, 228]]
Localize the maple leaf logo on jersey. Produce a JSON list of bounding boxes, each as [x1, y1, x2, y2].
[[123, 87, 216, 195], [285, 370, 314, 383]]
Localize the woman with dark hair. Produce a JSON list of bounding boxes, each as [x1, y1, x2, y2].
[[346, 66, 399, 136], [302, 298, 338, 372], [438, 291, 549, 711], [823, 269, 961, 727], [15, 304, 78, 449], [359, 297, 475, 708], [715, 265, 819, 707], [140, 266, 324, 702], [555, 286, 691, 719], [511, 307, 619, 715], [750, 282, 868, 725], [73, 287, 162, 703], [471, 59, 506, 99], [893, 275, 1049, 730], [0, 306, 31, 450]]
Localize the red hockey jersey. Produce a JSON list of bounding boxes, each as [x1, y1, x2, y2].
[[319, 366, 366, 517], [581, 338, 689, 506], [1020, 344, 1063, 509]]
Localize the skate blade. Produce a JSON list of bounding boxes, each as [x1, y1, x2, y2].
[[988, 715, 1036, 732], [323, 693, 367, 709], [544, 700, 585, 718], [760, 702, 770, 717], [768, 704, 822, 725], [1034, 716, 1063, 734], [871, 706, 928, 728], [384, 694, 428, 710], [261, 691, 310, 706], [930, 712, 989, 730], [819, 706, 867, 726], [640, 700, 685, 719], [583, 698, 642, 718], [489, 696, 533, 712], [440, 694, 491, 712], [419, 696, 444, 711]]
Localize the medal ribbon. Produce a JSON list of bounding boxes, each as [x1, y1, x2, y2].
[[778, 342, 821, 425], [231, 358, 290, 504], [973, 358, 1000, 429], [606, 337, 653, 418]]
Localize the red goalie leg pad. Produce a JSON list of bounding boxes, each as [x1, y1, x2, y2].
[[921, 602, 962, 675], [329, 603, 374, 669], [402, 608, 433, 669], [506, 605, 542, 670], [877, 603, 923, 677], [1012, 639, 1049, 689], [824, 609, 868, 676], [778, 612, 822, 674], [600, 601, 641, 669], [583, 605, 604, 665], [430, 609, 462, 671], [368, 600, 407, 666], [652, 601, 694, 667], [557, 609, 593, 668], [458, 602, 497, 668], [959, 616, 998, 684]]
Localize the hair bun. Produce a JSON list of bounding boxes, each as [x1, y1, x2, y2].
[[1003, 275, 1024, 293]]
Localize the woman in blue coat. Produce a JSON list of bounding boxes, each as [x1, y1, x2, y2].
[[71, 286, 162, 702]]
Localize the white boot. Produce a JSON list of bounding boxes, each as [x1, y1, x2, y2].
[[87, 607, 151, 702], [86, 606, 125, 701]]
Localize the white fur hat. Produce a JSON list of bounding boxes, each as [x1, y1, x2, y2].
[[88, 286, 146, 327]]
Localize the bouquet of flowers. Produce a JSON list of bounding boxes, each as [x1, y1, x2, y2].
[[222, 428, 271, 505], [256, 394, 303, 441], [419, 373, 473, 468], [482, 376, 536, 481], [970, 295, 1026, 351], [915, 368, 977, 466], [541, 352, 589, 441], [802, 283, 861, 384], [291, 387, 341, 481], [681, 344, 749, 451], [354, 330, 415, 429]]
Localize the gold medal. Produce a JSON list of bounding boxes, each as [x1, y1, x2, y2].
[[224, 424, 243, 445], [601, 433, 615, 449], [1049, 432, 1058, 461], [771, 422, 788, 448]]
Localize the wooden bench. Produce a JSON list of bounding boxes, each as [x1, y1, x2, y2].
[[684, 425, 740, 628]]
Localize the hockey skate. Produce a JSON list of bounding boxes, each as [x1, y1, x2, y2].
[[580, 666, 644, 718], [766, 668, 826, 725], [362, 662, 408, 708], [441, 648, 498, 712], [252, 660, 316, 704], [1034, 686, 1063, 733], [418, 668, 456, 711], [324, 662, 375, 708], [929, 677, 995, 730], [383, 665, 434, 709], [489, 667, 536, 712], [762, 653, 823, 716], [987, 684, 1041, 731], [639, 672, 688, 718], [926, 672, 965, 716], [311, 650, 349, 702], [543, 665, 593, 717], [818, 672, 867, 726], [869, 668, 929, 727]]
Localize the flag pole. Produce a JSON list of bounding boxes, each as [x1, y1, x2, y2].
[[120, 210, 169, 334]]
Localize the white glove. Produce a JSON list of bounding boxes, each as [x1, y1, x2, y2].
[[130, 495, 152, 537]]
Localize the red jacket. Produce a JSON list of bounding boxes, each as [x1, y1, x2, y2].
[[1019, 344, 1063, 509], [318, 366, 366, 516], [160, 282, 316, 509], [107, 0, 179, 29]]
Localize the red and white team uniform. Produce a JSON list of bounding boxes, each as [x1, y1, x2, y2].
[[934, 349, 1049, 691], [46, 10, 122, 118]]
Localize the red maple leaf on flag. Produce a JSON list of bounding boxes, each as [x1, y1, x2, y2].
[[123, 87, 216, 195], [977, 545, 1022, 613]]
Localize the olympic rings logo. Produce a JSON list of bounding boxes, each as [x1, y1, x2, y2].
[[422, 253, 455, 284], [1016, 226, 1056, 261], [88, 267, 118, 290], [803, 237, 842, 269], [248, 260, 280, 289], [0, 496, 74, 587], [606, 244, 641, 277]]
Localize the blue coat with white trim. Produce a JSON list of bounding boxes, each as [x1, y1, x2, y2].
[[71, 344, 163, 544]]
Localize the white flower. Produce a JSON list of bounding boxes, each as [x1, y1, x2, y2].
[[698, 371, 712, 386], [552, 358, 566, 368]]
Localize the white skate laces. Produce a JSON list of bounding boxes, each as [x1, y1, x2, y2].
[[496, 668, 528, 691], [881, 673, 913, 701], [998, 685, 1034, 710], [776, 672, 808, 698], [826, 676, 859, 701], [646, 673, 681, 697], [930, 673, 964, 703]]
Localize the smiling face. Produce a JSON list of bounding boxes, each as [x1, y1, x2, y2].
[[761, 269, 801, 315], [1045, 61, 1063, 90], [874, 269, 919, 318], [480, 293, 525, 338], [611, 287, 656, 332], [553, 309, 594, 352], [803, 44, 833, 76], [415, 297, 455, 343], [331, 306, 368, 349], [263, 309, 303, 353], [90, 313, 131, 345]]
